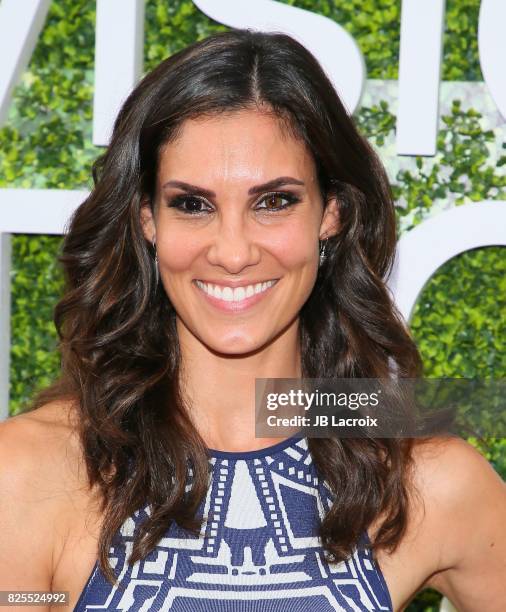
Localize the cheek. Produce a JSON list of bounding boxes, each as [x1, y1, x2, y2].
[[272, 225, 316, 268], [158, 232, 200, 272]]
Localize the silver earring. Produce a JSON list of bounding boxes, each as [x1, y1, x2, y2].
[[152, 237, 159, 285], [319, 238, 328, 266]]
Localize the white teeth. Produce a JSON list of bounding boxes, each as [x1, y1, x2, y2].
[[233, 287, 246, 301], [195, 279, 277, 302], [221, 287, 233, 301]]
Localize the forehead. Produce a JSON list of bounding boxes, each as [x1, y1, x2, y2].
[[157, 109, 317, 184]]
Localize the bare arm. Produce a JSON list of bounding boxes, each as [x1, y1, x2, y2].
[[0, 412, 74, 611], [419, 436, 506, 611]]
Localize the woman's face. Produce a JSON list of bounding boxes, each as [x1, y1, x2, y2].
[[141, 108, 339, 355]]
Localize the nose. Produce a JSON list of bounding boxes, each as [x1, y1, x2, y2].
[[206, 212, 261, 273]]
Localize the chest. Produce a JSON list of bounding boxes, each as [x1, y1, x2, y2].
[[52, 510, 432, 612], [52, 457, 438, 611]]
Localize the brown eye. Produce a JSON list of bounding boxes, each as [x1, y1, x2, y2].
[[264, 194, 285, 209], [256, 192, 301, 212]]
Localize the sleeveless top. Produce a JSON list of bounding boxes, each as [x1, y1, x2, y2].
[[74, 436, 393, 611]]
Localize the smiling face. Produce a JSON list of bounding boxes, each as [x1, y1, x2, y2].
[[140, 107, 339, 356]]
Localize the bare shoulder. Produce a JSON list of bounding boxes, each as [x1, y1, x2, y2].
[[409, 434, 506, 531], [369, 435, 505, 611], [0, 398, 86, 492], [8, 396, 78, 428], [409, 434, 505, 529], [0, 399, 95, 600], [410, 435, 506, 610]]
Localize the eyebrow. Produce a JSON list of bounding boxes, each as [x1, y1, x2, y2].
[[161, 176, 305, 197]]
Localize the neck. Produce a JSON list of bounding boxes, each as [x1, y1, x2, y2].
[[177, 317, 302, 453]]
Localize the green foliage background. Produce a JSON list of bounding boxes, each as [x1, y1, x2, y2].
[[1, 2, 504, 610]]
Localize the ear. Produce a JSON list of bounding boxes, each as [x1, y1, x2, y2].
[[319, 195, 340, 240], [140, 198, 156, 243]]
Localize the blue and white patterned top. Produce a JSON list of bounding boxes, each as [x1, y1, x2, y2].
[[74, 436, 393, 611]]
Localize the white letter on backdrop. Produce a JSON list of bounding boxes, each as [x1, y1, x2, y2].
[[396, 0, 446, 156], [479, 0, 506, 122], [388, 201, 506, 322], [93, 0, 145, 146], [0, 0, 51, 126], [0, 188, 88, 421], [192, 0, 365, 114]]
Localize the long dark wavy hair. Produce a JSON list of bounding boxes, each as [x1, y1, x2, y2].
[[27, 29, 425, 585]]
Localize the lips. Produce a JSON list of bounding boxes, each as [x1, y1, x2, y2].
[[195, 279, 277, 301], [193, 278, 279, 312]]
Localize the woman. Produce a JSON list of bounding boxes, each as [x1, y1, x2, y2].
[[0, 29, 504, 612]]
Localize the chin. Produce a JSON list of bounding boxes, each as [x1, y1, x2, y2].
[[212, 339, 264, 356], [203, 330, 268, 356]]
